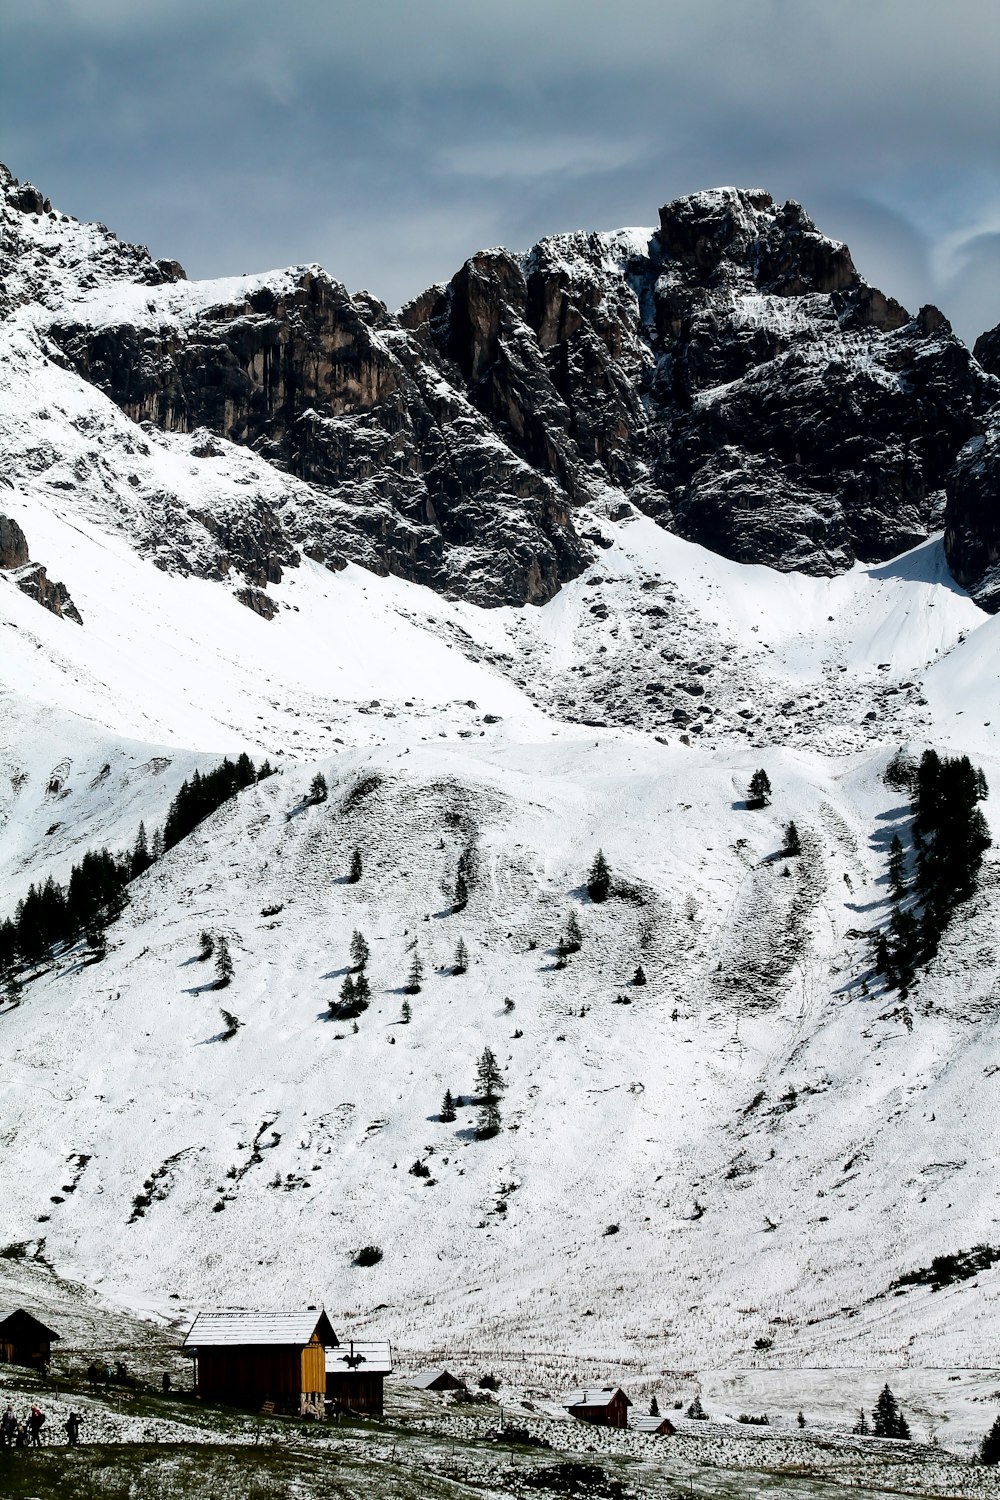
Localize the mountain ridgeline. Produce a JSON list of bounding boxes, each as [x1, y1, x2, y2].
[[4, 163, 999, 610]]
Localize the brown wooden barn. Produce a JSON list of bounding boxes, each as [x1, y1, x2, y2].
[[410, 1367, 466, 1392], [564, 1386, 632, 1428], [183, 1309, 337, 1417], [631, 1413, 677, 1436], [325, 1340, 392, 1414], [0, 1309, 61, 1369]]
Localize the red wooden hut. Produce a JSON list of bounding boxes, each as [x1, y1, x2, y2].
[[564, 1386, 632, 1428]]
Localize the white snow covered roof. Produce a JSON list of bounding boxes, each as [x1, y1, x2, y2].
[[631, 1414, 675, 1433], [410, 1367, 464, 1388], [564, 1386, 631, 1409], [325, 1341, 392, 1376], [183, 1309, 338, 1348]]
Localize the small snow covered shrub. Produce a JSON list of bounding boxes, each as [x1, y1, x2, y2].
[[354, 1245, 383, 1266]]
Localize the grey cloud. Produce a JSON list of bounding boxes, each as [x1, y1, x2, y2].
[[1, 0, 998, 344]]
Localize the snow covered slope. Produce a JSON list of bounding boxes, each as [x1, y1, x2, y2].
[[4, 162, 1000, 1375]]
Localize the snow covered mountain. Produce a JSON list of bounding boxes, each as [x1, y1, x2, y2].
[[3, 162, 1000, 1373]]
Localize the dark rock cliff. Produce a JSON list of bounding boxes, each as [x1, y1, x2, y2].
[[7, 164, 1000, 607]]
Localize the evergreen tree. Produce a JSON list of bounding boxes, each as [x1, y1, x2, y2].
[[453, 937, 469, 975], [633, 964, 646, 986], [453, 868, 469, 912], [783, 821, 801, 856], [308, 772, 328, 804], [587, 849, 611, 903], [440, 1088, 456, 1122], [131, 822, 151, 880], [339, 974, 357, 1007], [348, 847, 363, 883], [852, 1408, 870, 1435], [84, 914, 107, 959], [797, 1411, 806, 1429], [401, 998, 412, 1024], [887, 834, 906, 898], [650, 1395, 660, 1417], [872, 1385, 904, 1438], [198, 930, 215, 962], [214, 935, 234, 990], [151, 827, 164, 861], [687, 1395, 706, 1420], [3, 967, 22, 1005], [475, 1046, 504, 1139], [353, 972, 371, 1006], [979, 1414, 1000, 1465], [564, 910, 583, 954], [405, 948, 424, 994], [747, 769, 772, 809], [350, 929, 370, 971]]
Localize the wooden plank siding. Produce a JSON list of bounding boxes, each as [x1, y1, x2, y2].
[[326, 1371, 386, 1415]]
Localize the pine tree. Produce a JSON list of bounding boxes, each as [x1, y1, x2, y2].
[[401, 998, 412, 1024], [354, 973, 371, 1005], [783, 821, 801, 856], [348, 848, 362, 883], [131, 822, 151, 880], [453, 937, 469, 975], [453, 868, 469, 911], [872, 1384, 903, 1438], [198, 930, 215, 962], [405, 948, 424, 994], [214, 935, 234, 990], [475, 1046, 504, 1139], [650, 1395, 660, 1417], [84, 914, 107, 959], [350, 929, 370, 971], [3, 968, 22, 1005], [887, 834, 906, 898], [440, 1088, 456, 1122], [852, 1408, 869, 1435], [633, 964, 646, 986], [309, 772, 328, 804], [747, 769, 772, 809], [151, 827, 164, 861], [979, 1414, 1000, 1464], [587, 849, 611, 903], [564, 910, 583, 954], [797, 1411, 806, 1429], [339, 974, 356, 1006], [687, 1395, 706, 1420]]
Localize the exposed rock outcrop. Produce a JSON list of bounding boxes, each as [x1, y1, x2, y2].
[[7, 165, 1000, 604], [0, 516, 82, 623]]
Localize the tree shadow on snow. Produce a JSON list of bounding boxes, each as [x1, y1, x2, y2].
[[184, 980, 224, 997], [320, 966, 352, 980]]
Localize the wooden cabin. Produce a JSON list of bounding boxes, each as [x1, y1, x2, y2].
[[631, 1413, 677, 1436], [564, 1386, 632, 1429], [183, 1309, 337, 1417], [410, 1367, 466, 1393], [325, 1340, 392, 1415], [0, 1309, 61, 1369]]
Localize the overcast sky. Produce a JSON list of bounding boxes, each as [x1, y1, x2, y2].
[[2, 0, 998, 347]]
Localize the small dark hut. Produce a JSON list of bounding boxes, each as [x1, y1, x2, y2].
[[325, 1340, 392, 1414], [631, 1413, 677, 1436], [410, 1367, 466, 1392], [564, 1386, 632, 1429], [183, 1309, 337, 1417], [0, 1309, 61, 1369]]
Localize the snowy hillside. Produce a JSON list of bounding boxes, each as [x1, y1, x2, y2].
[[3, 161, 1000, 1378]]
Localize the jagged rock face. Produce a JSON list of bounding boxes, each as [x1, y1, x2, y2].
[[944, 422, 1000, 608], [9, 169, 1000, 603], [47, 269, 587, 606], [418, 188, 998, 576], [0, 514, 28, 568], [974, 323, 1000, 379], [0, 515, 82, 622]]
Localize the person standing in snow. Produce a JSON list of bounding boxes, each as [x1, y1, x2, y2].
[[0, 1403, 16, 1447], [27, 1404, 45, 1446], [64, 1410, 82, 1446]]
